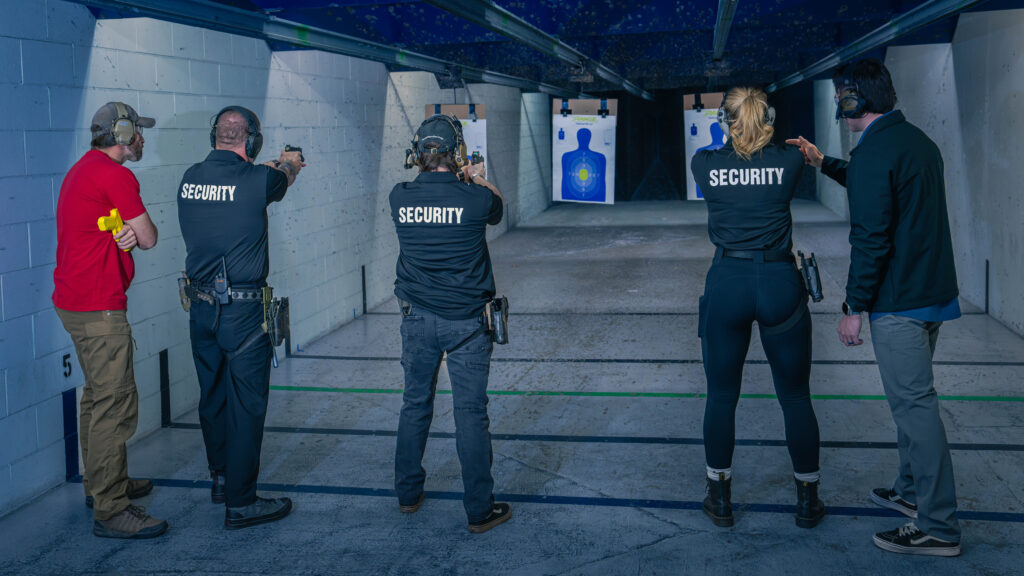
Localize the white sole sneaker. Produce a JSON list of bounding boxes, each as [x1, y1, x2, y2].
[[873, 533, 961, 557], [870, 488, 918, 519]]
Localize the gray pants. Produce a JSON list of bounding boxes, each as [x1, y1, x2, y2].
[[870, 314, 961, 542]]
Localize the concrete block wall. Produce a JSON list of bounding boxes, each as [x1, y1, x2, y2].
[[263, 50, 387, 345], [516, 93, 553, 225], [0, 3, 553, 516], [0, 0, 387, 517], [948, 9, 1024, 334], [811, 8, 1024, 335]]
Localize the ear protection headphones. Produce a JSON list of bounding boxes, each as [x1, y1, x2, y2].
[[111, 102, 138, 146], [210, 106, 264, 160], [717, 89, 775, 136], [404, 113, 468, 170], [834, 80, 867, 120]]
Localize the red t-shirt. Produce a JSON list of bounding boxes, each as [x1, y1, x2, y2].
[[52, 150, 147, 311]]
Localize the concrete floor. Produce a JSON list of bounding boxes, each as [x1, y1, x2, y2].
[[3, 201, 1023, 576]]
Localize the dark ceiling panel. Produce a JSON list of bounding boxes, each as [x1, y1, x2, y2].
[[155, 0, 1002, 92]]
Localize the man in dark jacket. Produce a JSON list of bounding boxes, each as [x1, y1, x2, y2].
[[787, 59, 961, 556]]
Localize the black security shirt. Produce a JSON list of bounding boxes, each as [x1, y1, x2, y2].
[[391, 172, 504, 320], [177, 150, 288, 286], [691, 142, 805, 252]]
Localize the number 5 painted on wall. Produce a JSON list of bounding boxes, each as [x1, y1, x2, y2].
[[62, 353, 72, 378]]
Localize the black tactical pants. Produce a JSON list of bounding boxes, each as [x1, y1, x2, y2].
[[189, 299, 271, 508]]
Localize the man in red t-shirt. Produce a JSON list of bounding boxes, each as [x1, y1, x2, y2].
[[53, 102, 165, 539]]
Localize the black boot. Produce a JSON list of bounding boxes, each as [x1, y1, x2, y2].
[[795, 478, 826, 528], [703, 473, 734, 527]]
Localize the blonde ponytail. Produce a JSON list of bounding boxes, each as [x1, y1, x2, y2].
[[722, 87, 774, 160]]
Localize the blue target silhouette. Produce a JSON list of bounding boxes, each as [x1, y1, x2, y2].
[[560, 128, 606, 202]]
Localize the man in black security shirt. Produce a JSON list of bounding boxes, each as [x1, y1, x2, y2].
[[178, 106, 304, 530], [390, 114, 510, 533]]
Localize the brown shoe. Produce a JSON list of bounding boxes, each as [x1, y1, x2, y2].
[[86, 478, 154, 508], [93, 505, 168, 539], [399, 492, 425, 514]]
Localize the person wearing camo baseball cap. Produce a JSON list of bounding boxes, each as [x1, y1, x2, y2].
[[53, 101, 164, 539], [89, 101, 155, 161]]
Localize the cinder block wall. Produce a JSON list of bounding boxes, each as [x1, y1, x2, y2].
[[0, 2, 553, 516], [517, 93, 553, 225], [947, 9, 1024, 335]]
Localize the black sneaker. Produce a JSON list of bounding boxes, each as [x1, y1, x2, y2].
[[873, 522, 961, 557], [211, 471, 226, 504], [399, 492, 425, 514], [224, 496, 293, 530], [870, 488, 918, 518], [467, 503, 512, 534], [86, 479, 154, 509]]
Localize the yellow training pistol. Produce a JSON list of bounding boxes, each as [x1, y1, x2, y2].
[[97, 209, 130, 252]]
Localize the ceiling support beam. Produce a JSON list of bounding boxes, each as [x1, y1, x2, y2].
[[422, 0, 654, 101], [65, 0, 582, 97], [712, 0, 739, 61], [766, 0, 989, 93]]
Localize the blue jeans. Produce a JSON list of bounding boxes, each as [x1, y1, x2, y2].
[[394, 302, 495, 522]]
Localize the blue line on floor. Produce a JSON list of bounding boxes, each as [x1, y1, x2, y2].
[[136, 477, 1024, 524], [364, 311, 989, 317], [165, 422, 1024, 452], [284, 354, 1024, 367]]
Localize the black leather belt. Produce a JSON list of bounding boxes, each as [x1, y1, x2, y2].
[[721, 249, 793, 262]]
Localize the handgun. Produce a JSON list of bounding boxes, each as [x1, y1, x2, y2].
[[798, 251, 824, 303], [97, 209, 130, 252], [284, 145, 304, 163]]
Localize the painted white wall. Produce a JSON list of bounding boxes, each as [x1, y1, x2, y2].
[[812, 79, 857, 219], [949, 9, 1024, 335], [0, 1, 553, 516]]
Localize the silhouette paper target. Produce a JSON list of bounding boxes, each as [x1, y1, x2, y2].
[[553, 112, 616, 204], [561, 129, 607, 201], [685, 108, 728, 200]]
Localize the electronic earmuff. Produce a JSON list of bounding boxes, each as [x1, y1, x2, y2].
[[210, 106, 264, 160], [404, 113, 468, 170], [716, 89, 775, 136], [834, 81, 867, 120], [111, 102, 137, 146]]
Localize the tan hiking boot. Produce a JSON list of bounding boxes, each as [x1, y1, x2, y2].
[[86, 478, 154, 508], [93, 505, 168, 539]]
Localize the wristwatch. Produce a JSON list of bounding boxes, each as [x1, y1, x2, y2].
[[841, 301, 858, 315]]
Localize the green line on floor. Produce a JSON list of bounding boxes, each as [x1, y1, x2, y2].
[[269, 385, 1024, 402]]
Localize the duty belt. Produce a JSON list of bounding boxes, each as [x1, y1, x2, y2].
[[720, 249, 793, 263], [186, 284, 262, 303]]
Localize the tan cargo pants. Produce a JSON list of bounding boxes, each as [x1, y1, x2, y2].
[[55, 308, 138, 521]]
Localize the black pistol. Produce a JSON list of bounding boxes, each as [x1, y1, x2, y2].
[[284, 145, 304, 163], [798, 251, 824, 302]]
